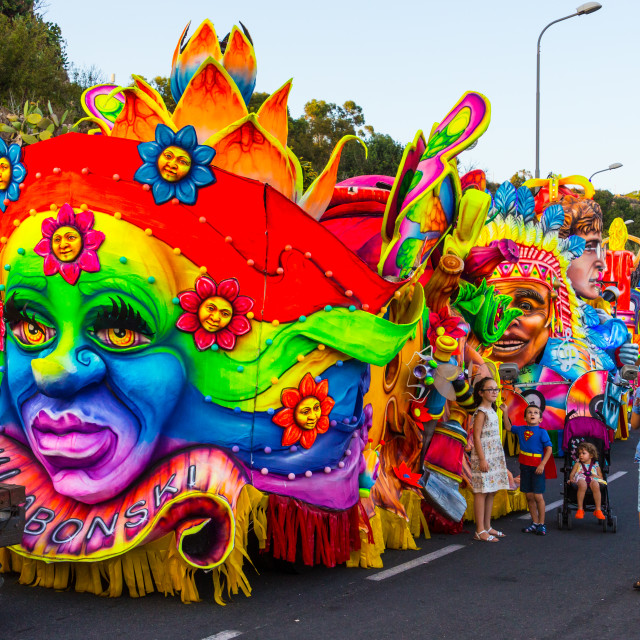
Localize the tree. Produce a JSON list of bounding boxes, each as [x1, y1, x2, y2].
[[593, 189, 640, 239], [509, 169, 532, 189], [0, 11, 74, 109], [337, 133, 404, 181]]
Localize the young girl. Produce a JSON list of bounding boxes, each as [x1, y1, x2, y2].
[[569, 442, 606, 520], [470, 377, 510, 542]]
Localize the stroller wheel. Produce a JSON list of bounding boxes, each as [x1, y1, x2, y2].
[[566, 512, 572, 530], [602, 517, 608, 533], [556, 509, 563, 530]]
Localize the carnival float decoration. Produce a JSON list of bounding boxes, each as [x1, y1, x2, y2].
[[0, 17, 636, 604]]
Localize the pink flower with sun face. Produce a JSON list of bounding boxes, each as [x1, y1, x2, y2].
[[176, 275, 254, 351], [34, 203, 105, 285]]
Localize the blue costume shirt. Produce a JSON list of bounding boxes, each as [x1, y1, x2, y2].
[[511, 425, 552, 467]]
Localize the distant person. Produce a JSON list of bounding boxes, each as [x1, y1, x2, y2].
[[568, 442, 606, 520], [469, 377, 510, 542], [505, 404, 552, 536]]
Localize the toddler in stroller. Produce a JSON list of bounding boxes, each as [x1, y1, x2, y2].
[[557, 411, 617, 532]]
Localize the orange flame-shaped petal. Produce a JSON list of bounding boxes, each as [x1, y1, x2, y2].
[[131, 75, 170, 112], [110, 87, 176, 142], [222, 26, 257, 104], [256, 80, 292, 148], [298, 135, 367, 220], [205, 114, 296, 201], [173, 57, 248, 144]]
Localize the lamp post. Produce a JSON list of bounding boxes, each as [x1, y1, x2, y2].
[[535, 2, 602, 179], [589, 162, 623, 182]]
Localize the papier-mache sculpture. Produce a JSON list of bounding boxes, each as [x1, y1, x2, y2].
[[0, 17, 634, 603]]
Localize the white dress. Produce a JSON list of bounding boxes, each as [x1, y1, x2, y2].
[[470, 406, 509, 494]]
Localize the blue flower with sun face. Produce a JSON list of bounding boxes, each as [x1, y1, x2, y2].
[[0, 139, 26, 212], [134, 124, 216, 205]]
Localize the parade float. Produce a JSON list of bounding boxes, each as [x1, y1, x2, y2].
[[0, 18, 636, 603]]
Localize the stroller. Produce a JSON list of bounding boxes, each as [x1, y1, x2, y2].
[[556, 410, 617, 533]]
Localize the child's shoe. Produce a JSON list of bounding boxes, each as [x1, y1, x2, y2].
[[594, 509, 606, 520], [536, 524, 547, 536], [575, 509, 584, 519], [521, 522, 538, 533]]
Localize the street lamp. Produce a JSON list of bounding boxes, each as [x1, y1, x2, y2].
[[535, 2, 602, 179], [589, 162, 623, 181]]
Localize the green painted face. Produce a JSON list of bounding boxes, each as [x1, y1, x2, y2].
[[1, 212, 193, 503]]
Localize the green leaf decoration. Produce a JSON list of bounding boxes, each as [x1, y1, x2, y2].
[[27, 113, 42, 125], [21, 133, 38, 145]]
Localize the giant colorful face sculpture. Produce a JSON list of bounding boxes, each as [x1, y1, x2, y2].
[[0, 133, 422, 569], [557, 197, 605, 300], [489, 279, 552, 369]]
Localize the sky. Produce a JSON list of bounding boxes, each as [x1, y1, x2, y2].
[[44, 0, 638, 195]]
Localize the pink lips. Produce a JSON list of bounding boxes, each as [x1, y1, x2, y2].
[[31, 411, 116, 469]]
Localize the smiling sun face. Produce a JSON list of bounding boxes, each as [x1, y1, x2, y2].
[[294, 396, 322, 430], [51, 226, 83, 263], [197, 296, 233, 333], [0, 156, 11, 191], [157, 146, 192, 182]]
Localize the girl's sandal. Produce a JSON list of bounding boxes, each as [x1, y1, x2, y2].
[[488, 529, 505, 538], [473, 530, 499, 543]]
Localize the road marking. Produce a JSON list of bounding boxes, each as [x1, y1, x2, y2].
[[201, 632, 242, 640], [366, 544, 465, 582], [518, 470, 628, 519]]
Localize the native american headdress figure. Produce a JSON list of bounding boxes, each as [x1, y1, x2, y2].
[[477, 180, 585, 341]]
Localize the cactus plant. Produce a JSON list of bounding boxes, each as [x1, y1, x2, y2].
[[0, 100, 78, 146]]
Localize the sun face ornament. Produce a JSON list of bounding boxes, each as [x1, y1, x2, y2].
[[134, 124, 216, 205], [34, 204, 106, 285], [0, 139, 26, 212], [272, 373, 335, 449], [176, 275, 253, 350]]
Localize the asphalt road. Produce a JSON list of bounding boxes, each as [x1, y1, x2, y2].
[[3, 434, 640, 640]]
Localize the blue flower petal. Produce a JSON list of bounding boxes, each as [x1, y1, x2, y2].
[[11, 163, 26, 183], [138, 141, 162, 163], [175, 125, 197, 151], [192, 145, 215, 165], [7, 144, 21, 164], [152, 179, 175, 205], [155, 124, 176, 148], [134, 163, 161, 184], [6, 182, 19, 201], [0, 139, 7, 157], [190, 164, 215, 187], [175, 178, 197, 205], [0, 194, 6, 212]]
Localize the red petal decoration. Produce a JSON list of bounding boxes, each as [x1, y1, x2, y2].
[[217, 278, 239, 302], [298, 373, 316, 398], [281, 388, 301, 408], [273, 407, 294, 428], [281, 424, 302, 446], [195, 275, 216, 300], [314, 379, 329, 402], [299, 429, 318, 449]]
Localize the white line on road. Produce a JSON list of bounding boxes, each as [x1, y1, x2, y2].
[[366, 544, 465, 582], [518, 470, 628, 519], [201, 632, 243, 640]]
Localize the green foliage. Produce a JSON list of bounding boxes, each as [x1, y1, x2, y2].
[[509, 169, 532, 189], [593, 189, 640, 238], [0, 12, 78, 109], [0, 0, 34, 19], [0, 100, 76, 145]]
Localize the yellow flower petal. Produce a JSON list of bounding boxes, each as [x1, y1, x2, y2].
[[204, 114, 296, 201], [298, 135, 366, 220], [173, 56, 248, 144]]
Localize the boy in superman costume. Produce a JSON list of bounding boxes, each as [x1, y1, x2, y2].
[[505, 404, 555, 536]]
